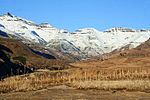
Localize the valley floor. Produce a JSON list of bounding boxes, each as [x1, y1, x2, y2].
[[0, 85, 150, 100]]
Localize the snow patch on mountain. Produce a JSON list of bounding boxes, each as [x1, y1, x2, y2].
[[0, 13, 150, 59]]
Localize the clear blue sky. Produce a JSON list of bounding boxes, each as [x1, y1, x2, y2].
[[0, 0, 150, 31]]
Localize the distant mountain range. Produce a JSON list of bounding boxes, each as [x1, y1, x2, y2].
[[1, 13, 150, 59]]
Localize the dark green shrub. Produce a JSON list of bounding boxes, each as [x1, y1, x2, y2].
[[13, 56, 26, 65]]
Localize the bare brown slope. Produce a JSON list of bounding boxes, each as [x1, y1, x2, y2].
[[0, 37, 69, 69]]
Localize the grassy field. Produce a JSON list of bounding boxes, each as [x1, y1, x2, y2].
[[0, 67, 150, 93]]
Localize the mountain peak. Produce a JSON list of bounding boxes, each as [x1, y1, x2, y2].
[[1, 13, 150, 59], [6, 12, 14, 17], [1, 12, 15, 18]]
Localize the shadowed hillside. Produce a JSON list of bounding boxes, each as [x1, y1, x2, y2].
[[0, 37, 71, 79], [0, 44, 32, 79]]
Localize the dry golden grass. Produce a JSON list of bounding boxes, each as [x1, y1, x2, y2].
[[68, 67, 150, 92], [70, 80, 150, 91], [0, 70, 69, 93], [0, 67, 150, 93], [68, 67, 150, 81]]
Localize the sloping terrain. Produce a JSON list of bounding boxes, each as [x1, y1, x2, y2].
[[71, 38, 150, 70], [0, 37, 150, 95], [0, 37, 70, 79], [1, 13, 150, 59], [0, 13, 150, 95]]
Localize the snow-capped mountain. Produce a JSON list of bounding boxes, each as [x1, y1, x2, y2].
[[0, 13, 150, 59]]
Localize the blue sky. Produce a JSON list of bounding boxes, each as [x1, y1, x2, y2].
[[0, 0, 150, 31]]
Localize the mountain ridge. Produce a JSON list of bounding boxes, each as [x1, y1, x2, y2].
[[1, 13, 150, 59]]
